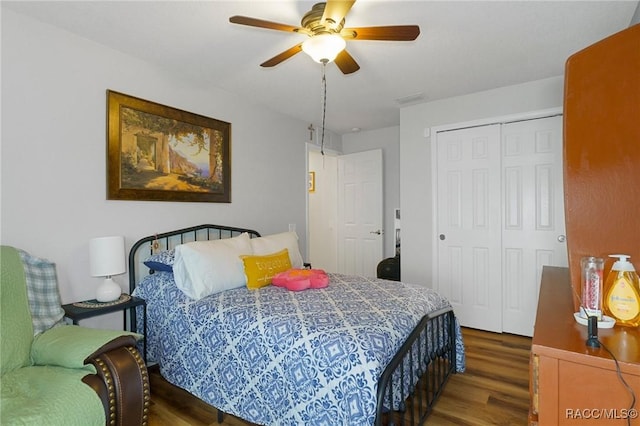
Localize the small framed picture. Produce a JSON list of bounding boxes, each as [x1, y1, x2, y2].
[[308, 171, 315, 192]]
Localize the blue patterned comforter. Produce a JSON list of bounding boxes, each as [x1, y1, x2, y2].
[[134, 272, 465, 425]]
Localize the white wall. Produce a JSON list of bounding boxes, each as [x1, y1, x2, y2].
[[631, 2, 640, 25], [399, 76, 564, 286], [342, 126, 399, 259], [1, 9, 308, 326]]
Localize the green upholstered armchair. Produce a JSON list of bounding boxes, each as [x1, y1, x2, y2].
[[0, 246, 150, 426]]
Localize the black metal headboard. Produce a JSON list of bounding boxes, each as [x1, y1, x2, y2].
[[128, 224, 261, 295]]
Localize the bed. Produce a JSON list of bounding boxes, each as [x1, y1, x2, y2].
[[128, 224, 465, 425]]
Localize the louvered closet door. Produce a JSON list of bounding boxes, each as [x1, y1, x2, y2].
[[501, 116, 567, 336], [436, 124, 503, 333]]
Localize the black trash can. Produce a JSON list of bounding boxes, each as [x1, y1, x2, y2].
[[377, 255, 400, 281]]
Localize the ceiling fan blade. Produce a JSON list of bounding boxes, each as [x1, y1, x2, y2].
[[341, 25, 420, 41], [229, 16, 308, 34], [334, 49, 360, 74], [260, 43, 303, 67], [321, 0, 356, 29]]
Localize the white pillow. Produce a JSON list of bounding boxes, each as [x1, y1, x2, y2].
[[250, 231, 303, 268], [173, 233, 253, 299]]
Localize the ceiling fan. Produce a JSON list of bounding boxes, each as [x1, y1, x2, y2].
[[229, 0, 420, 74]]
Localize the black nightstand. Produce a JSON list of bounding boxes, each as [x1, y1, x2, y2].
[[62, 295, 147, 362]]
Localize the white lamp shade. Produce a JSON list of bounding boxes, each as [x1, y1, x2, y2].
[[302, 34, 346, 63], [89, 236, 126, 277]]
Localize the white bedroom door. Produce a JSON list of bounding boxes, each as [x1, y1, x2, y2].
[[436, 124, 503, 333], [337, 149, 384, 277]]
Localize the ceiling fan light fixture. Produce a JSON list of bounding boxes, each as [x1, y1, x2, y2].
[[302, 33, 346, 64]]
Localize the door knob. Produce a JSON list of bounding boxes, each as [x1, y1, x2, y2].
[[439, 234, 446, 240], [557, 235, 566, 242], [370, 230, 383, 235]]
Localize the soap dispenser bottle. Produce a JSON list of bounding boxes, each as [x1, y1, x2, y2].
[[603, 254, 640, 327]]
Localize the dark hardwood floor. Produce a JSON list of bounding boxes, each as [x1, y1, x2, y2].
[[148, 327, 532, 426]]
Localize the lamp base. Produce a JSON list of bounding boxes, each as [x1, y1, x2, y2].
[[96, 277, 122, 302]]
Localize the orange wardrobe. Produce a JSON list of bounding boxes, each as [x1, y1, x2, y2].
[[564, 23, 640, 303], [529, 23, 640, 426]]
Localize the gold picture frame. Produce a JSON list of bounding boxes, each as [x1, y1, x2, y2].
[[308, 171, 315, 192], [107, 90, 231, 203]]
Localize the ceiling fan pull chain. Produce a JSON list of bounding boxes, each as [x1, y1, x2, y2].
[[320, 62, 327, 157]]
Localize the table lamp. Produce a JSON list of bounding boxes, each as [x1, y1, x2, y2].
[[89, 236, 125, 302]]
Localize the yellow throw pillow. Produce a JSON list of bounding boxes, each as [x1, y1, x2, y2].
[[242, 249, 292, 290]]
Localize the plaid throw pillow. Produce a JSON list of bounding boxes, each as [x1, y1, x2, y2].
[[18, 250, 65, 335]]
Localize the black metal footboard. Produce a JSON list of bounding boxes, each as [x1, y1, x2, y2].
[[375, 308, 457, 425]]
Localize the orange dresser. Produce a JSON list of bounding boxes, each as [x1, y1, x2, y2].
[[529, 266, 640, 425]]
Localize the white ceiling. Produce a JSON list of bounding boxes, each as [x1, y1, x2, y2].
[[3, 1, 638, 135]]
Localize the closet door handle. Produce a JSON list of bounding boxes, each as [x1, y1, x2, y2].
[[557, 235, 566, 243], [439, 234, 446, 241], [370, 229, 383, 235]]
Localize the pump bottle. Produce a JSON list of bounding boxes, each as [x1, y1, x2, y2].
[[603, 254, 640, 327]]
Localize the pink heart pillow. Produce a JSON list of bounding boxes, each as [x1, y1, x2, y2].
[[272, 268, 329, 291]]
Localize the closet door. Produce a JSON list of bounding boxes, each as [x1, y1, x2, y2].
[[436, 115, 566, 336], [501, 116, 567, 336], [436, 124, 503, 333]]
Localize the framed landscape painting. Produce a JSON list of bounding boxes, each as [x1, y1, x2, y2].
[[107, 90, 231, 202]]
